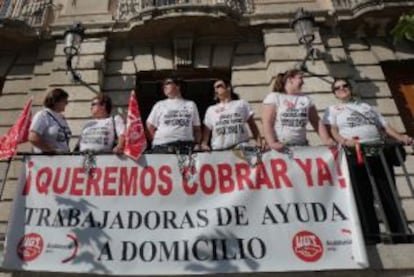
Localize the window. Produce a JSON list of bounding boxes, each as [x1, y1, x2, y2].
[[382, 60, 414, 136]]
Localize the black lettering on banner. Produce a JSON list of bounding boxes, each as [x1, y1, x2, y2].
[[122, 241, 137, 261], [332, 203, 348, 221], [215, 206, 249, 226], [24, 208, 212, 230], [38, 208, 51, 226], [98, 242, 113, 261], [261, 202, 348, 225], [140, 241, 157, 262], [159, 241, 180, 262], [117, 237, 266, 262]]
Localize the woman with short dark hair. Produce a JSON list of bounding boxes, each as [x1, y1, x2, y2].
[[29, 88, 72, 153], [201, 79, 261, 150], [146, 78, 201, 153]]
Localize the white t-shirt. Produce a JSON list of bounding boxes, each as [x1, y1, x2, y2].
[[79, 115, 125, 152], [263, 92, 314, 146], [30, 108, 72, 153], [147, 98, 201, 146], [323, 101, 387, 143], [204, 99, 254, 150]]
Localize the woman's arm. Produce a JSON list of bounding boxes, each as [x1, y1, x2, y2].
[[146, 123, 156, 142], [262, 104, 284, 151], [384, 125, 413, 145], [309, 106, 335, 146], [247, 116, 262, 147], [113, 134, 126, 154], [193, 126, 202, 150], [201, 126, 211, 151], [28, 131, 56, 153], [329, 124, 355, 147]]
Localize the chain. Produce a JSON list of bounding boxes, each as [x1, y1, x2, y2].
[[82, 151, 96, 177], [176, 147, 197, 182]]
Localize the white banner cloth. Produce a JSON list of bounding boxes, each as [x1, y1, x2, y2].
[[3, 147, 368, 274]]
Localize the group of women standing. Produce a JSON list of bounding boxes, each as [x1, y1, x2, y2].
[[29, 71, 412, 154], [29, 69, 414, 244]]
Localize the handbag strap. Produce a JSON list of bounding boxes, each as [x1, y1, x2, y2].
[[112, 115, 118, 146], [46, 111, 70, 146], [343, 102, 386, 142]]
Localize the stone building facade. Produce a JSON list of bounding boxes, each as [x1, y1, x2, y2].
[[0, 0, 414, 276]]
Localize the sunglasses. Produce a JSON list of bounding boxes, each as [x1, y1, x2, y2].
[[214, 83, 225, 89], [334, 84, 349, 91], [91, 101, 102, 106], [163, 79, 177, 86]]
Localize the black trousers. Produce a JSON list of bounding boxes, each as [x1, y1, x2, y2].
[[346, 151, 408, 243]]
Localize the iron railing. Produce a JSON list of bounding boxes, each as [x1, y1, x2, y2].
[[116, 0, 253, 21], [0, 0, 52, 27], [332, 0, 414, 15]]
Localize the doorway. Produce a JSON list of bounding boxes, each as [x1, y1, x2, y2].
[[135, 69, 231, 123], [135, 69, 231, 146], [382, 60, 414, 136]]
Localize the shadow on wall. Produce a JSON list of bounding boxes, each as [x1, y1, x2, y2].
[[316, 32, 381, 106], [102, 45, 136, 118]]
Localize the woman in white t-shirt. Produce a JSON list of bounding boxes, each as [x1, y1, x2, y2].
[[147, 78, 201, 153], [77, 93, 126, 153], [323, 78, 413, 243], [324, 78, 412, 146], [29, 88, 72, 153], [201, 79, 261, 150], [262, 69, 334, 151]]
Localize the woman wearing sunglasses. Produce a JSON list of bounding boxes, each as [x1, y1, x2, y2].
[[147, 78, 201, 153], [323, 77, 413, 243], [324, 78, 412, 147], [76, 93, 126, 153], [201, 79, 261, 151]]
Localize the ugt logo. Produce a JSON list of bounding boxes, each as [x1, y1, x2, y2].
[[17, 233, 44, 262], [292, 230, 323, 262]]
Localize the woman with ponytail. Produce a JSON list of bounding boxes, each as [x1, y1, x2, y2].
[[262, 69, 333, 151]]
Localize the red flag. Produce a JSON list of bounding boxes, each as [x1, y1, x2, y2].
[[124, 90, 147, 160], [0, 98, 32, 160]]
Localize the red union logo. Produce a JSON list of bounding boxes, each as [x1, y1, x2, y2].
[[17, 233, 44, 262], [292, 230, 323, 262]]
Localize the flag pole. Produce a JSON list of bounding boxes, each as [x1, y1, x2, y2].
[[0, 158, 12, 201]]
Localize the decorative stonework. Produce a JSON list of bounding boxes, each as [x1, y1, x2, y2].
[[116, 0, 253, 21]]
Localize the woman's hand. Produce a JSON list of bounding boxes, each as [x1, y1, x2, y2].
[[342, 138, 356, 147], [324, 138, 337, 147], [268, 141, 286, 152], [255, 137, 265, 151], [112, 145, 124, 154], [200, 143, 211, 151], [399, 135, 413, 145]]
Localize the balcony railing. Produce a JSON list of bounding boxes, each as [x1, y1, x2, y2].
[[332, 0, 414, 17], [0, 0, 51, 27], [116, 0, 253, 21]]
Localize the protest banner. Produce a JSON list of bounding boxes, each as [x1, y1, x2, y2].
[[3, 147, 368, 274]]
